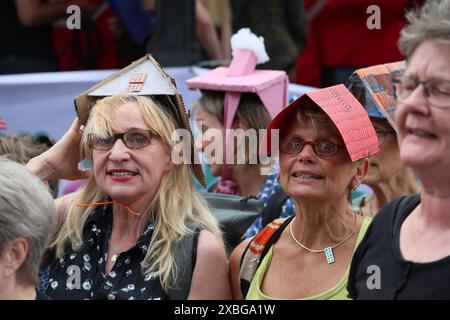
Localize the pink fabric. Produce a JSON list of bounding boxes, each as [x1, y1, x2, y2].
[[214, 178, 240, 195], [63, 179, 88, 195]]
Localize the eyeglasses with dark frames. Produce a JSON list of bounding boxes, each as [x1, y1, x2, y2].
[[392, 75, 450, 108], [89, 129, 155, 150], [279, 139, 344, 157]]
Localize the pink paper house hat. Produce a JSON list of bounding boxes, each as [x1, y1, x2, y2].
[[186, 28, 289, 134], [260, 84, 379, 162]]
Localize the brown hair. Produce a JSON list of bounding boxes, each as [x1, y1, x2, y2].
[[0, 135, 59, 197], [280, 101, 340, 140], [192, 90, 272, 133]]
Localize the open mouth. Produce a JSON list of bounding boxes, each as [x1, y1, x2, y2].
[[291, 172, 324, 180], [107, 170, 138, 177], [408, 129, 437, 139]]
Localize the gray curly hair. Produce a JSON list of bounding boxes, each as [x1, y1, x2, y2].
[[0, 157, 56, 285], [398, 0, 450, 59]]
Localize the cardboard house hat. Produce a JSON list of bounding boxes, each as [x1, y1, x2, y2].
[[347, 61, 406, 132], [74, 54, 205, 186], [260, 84, 380, 162], [186, 28, 289, 137]]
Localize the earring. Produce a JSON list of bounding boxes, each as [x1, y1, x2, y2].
[[350, 180, 358, 192]]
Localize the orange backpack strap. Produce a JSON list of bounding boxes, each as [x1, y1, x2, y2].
[[239, 216, 294, 298]]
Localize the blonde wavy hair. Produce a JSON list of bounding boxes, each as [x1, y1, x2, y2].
[[52, 94, 221, 292]]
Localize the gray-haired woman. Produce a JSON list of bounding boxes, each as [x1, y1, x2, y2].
[[0, 157, 56, 300], [348, 0, 450, 299]]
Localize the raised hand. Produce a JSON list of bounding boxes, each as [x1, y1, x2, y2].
[[27, 118, 90, 181]]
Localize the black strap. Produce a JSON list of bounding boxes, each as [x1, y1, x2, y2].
[[167, 226, 201, 300], [239, 216, 294, 297], [261, 188, 290, 227]]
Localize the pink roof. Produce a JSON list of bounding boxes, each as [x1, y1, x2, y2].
[[186, 67, 287, 92], [261, 84, 379, 162]]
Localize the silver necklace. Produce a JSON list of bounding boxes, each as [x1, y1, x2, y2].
[[289, 212, 358, 264]]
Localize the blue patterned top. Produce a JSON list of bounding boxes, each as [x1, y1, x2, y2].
[[244, 174, 296, 238]]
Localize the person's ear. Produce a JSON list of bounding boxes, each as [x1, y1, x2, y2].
[[165, 159, 175, 172], [2, 238, 28, 278], [353, 158, 369, 188]]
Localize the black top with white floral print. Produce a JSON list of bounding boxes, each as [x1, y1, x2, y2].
[[45, 204, 168, 300]]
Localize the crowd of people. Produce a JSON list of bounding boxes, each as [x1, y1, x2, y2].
[[0, 0, 449, 300]]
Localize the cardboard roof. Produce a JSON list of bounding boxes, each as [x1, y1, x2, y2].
[[349, 61, 406, 132], [260, 84, 379, 162], [74, 54, 205, 186]]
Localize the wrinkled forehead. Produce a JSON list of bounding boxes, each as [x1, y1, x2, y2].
[[406, 40, 450, 80]]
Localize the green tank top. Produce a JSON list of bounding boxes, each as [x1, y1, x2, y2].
[[246, 217, 371, 300]]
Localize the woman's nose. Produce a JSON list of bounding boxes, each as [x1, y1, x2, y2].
[[108, 139, 131, 162], [399, 84, 431, 116], [296, 144, 317, 163]]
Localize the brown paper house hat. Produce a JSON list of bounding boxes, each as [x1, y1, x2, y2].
[[74, 54, 205, 186]]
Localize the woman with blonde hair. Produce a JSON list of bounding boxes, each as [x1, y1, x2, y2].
[[28, 57, 231, 300]]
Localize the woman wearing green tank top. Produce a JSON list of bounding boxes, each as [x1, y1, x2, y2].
[[229, 85, 378, 300]]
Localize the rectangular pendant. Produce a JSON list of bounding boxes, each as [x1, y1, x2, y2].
[[324, 247, 335, 264]]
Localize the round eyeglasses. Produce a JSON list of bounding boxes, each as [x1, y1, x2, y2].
[[392, 75, 450, 108], [279, 139, 343, 157], [89, 130, 155, 150]]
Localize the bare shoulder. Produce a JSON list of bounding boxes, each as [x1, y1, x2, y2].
[[197, 229, 224, 252], [54, 193, 76, 223], [188, 229, 231, 299]]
